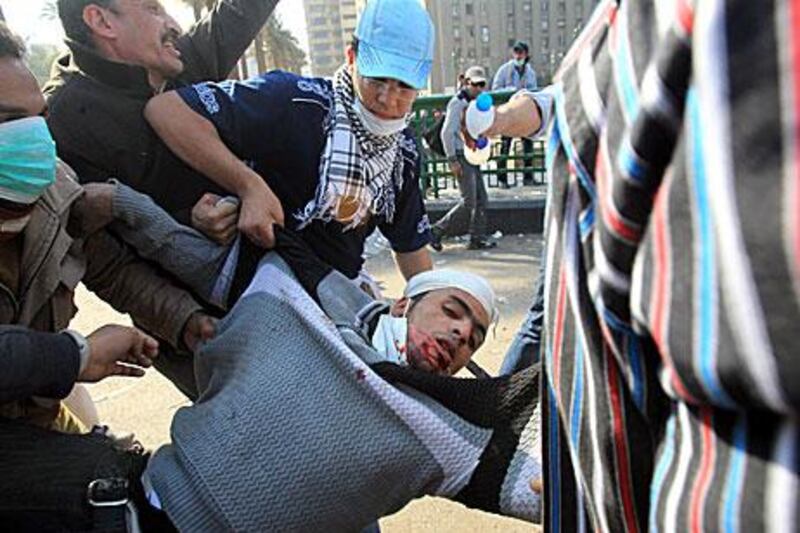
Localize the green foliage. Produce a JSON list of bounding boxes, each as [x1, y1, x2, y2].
[[28, 43, 62, 87]]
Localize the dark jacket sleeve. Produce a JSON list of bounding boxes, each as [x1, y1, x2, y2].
[[178, 0, 280, 82], [80, 229, 204, 349], [0, 327, 80, 403]]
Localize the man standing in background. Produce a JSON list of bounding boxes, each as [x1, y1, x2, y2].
[[430, 65, 495, 251], [491, 41, 537, 188]]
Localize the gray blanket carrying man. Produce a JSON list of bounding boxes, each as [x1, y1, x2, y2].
[[85, 180, 492, 376], [77, 180, 539, 530]]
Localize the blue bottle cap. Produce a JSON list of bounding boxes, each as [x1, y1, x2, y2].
[[476, 137, 489, 149], [476, 93, 493, 112]]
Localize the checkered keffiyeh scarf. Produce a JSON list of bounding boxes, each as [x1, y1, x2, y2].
[[296, 66, 405, 230]]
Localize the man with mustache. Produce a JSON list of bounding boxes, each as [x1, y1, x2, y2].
[[43, 0, 281, 397]]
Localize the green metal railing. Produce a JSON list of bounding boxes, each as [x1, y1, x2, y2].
[[409, 90, 547, 198]]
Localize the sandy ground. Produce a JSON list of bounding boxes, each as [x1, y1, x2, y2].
[[71, 234, 542, 532]]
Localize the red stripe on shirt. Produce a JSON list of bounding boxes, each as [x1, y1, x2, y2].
[[790, 0, 800, 280], [650, 178, 695, 401], [552, 265, 569, 389], [689, 408, 715, 533], [606, 344, 640, 533], [677, 0, 694, 36], [597, 133, 642, 243]]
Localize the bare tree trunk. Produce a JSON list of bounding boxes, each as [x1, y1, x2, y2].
[[239, 49, 250, 78], [253, 32, 267, 73]]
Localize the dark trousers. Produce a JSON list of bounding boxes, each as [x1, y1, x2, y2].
[[434, 155, 488, 240], [498, 136, 535, 185], [0, 419, 175, 532]]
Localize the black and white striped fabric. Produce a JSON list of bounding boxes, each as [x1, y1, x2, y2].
[[540, 0, 800, 531], [296, 67, 405, 230]]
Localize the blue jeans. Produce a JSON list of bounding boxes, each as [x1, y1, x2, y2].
[[499, 265, 544, 375]]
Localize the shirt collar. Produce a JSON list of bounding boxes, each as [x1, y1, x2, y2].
[[65, 38, 156, 97]]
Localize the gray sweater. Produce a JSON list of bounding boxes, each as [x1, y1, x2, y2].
[[108, 185, 541, 529], [440, 92, 469, 159]]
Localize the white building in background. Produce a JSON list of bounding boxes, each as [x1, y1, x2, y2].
[[303, 0, 368, 77]]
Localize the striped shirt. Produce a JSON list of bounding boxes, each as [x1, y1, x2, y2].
[[541, 0, 800, 531]]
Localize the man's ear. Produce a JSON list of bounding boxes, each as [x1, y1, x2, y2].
[[390, 297, 410, 317], [83, 4, 116, 41], [345, 45, 356, 67]]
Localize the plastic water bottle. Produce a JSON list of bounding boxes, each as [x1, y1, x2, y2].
[[463, 92, 494, 166], [465, 92, 495, 139], [463, 136, 491, 166]]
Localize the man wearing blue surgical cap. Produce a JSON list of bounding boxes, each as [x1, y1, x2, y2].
[[145, 0, 437, 286]]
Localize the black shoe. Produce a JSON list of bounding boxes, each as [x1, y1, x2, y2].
[[467, 238, 497, 250], [429, 227, 444, 252]]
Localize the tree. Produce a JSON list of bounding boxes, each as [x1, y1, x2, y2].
[[179, 1, 305, 76], [257, 14, 306, 74], [28, 43, 61, 86], [0, 4, 5, 22]]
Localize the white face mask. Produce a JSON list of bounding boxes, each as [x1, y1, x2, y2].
[[0, 213, 31, 235], [514, 58, 526, 67], [370, 313, 409, 366], [353, 97, 408, 137]]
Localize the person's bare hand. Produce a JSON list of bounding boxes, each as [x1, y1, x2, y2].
[[450, 160, 464, 179], [530, 478, 543, 494], [71, 182, 117, 235], [191, 193, 239, 244], [182, 312, 217, 352], [238, 180, 284, 248], [78, 325, 158, 383]]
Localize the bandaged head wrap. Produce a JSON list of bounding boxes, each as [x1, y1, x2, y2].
[[404, 269, 498, 323]]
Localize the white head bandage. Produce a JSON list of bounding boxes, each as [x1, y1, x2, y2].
[[404, 269, 498, 323]]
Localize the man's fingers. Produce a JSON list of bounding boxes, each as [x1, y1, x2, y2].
[[219, 228, 237, 245], [262, 223, 276, 248], [142, 335, 159, 358], [112, 363, 146, 378], [213, 212, 239, 232], [214, 201, 239, 218], [197, 193, 219, 209], [271, 206, 285, 226]]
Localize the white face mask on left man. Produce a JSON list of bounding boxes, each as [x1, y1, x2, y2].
[[353, 97, 408, 137]]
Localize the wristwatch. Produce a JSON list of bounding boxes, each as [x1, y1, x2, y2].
[[63, 329, 91, 374]]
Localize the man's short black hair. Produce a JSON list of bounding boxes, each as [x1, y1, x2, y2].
[[57, 0, 114, 46], [512, 41, 529, 55], [0, 22, 26, 60]]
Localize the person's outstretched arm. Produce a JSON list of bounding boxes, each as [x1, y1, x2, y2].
[[178, 0, 280, 82], [145, 90, 284, 248], [0, 325, 157, 403]]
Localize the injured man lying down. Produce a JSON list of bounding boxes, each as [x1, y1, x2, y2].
[[85, 182, 540, 531]]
